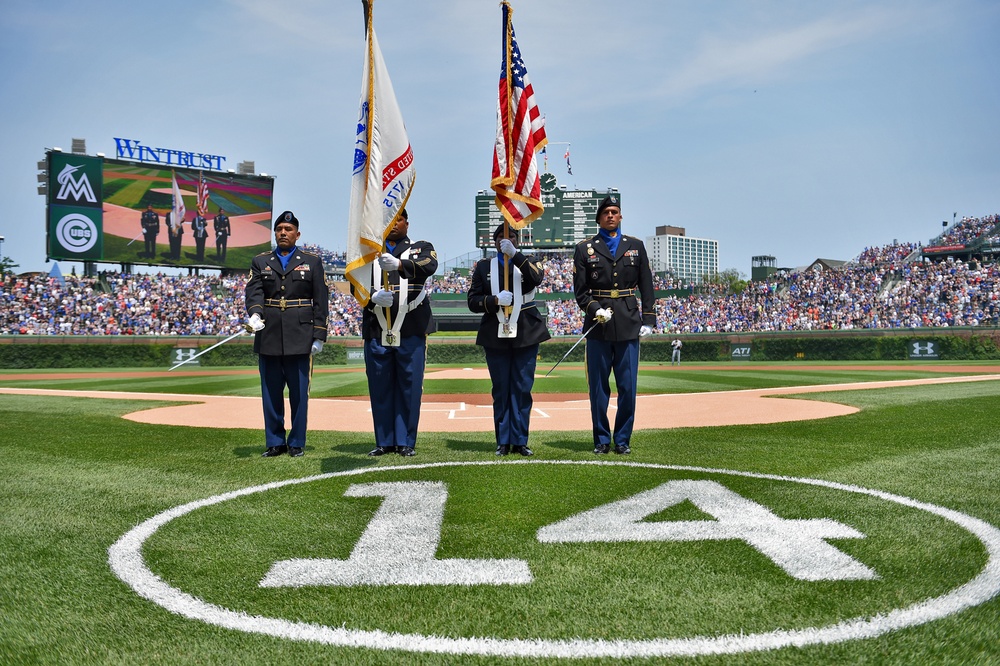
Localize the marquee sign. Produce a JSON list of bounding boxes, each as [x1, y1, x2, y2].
[[114, 137, 226, 171]]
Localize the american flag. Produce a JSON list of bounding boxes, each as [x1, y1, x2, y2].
[[197, 172, 209, 217], [491, 1, 547, 230]]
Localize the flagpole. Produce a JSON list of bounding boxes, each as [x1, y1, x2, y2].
[[363, 0, 392, 333], [501, 2, 512, 322]]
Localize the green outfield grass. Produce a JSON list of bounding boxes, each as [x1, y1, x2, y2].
[[1, 363, 998, 664], [0, 361, 994, 398]]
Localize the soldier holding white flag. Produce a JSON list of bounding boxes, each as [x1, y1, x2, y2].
[[345, 2, 426, 457], [356, 209, 437, 457]]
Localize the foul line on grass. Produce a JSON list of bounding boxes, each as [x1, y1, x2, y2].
[[109, 461, 1000, 659]]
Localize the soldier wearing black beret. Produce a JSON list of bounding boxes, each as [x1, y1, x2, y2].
[[245, 211, 329, 458], [573, 195, 655, 454]]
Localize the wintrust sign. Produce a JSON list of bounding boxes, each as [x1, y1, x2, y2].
[[114, 138, 226, 171]]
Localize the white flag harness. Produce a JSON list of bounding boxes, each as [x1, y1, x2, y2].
[[373, 247, 428, 347], [490, 257, 535, 338]]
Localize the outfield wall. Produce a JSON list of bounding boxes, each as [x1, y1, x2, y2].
[[2, 328, 1000, 368]]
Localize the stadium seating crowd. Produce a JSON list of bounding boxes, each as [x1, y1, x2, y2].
[[2, 215, 997, 336]]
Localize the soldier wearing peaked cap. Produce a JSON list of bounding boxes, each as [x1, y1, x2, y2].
[[140, 204, 159, 259], [245, 210, 330, 458], [468, 223, 550, 457], [573, 195, 655, 455], [213, 207, 231, 262], [353, 208, 438, 458]]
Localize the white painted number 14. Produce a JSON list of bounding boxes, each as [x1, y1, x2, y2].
[[260, 480, 877, 588]]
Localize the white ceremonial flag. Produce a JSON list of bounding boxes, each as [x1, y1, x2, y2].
[[345, 4, 415, 306], [170, 171, 186, 233]]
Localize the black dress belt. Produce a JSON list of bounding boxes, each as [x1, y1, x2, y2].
[[591, 288, 635, 298], [264, 298, 313, 311]]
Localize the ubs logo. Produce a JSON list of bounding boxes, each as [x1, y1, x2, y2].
[[909, 341, 939, 359], [54, 213, 98, 254]]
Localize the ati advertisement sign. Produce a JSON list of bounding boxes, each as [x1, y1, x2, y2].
[[908, 340, 940, 360], [730, 344, 752, 360], [45, 153, 274, 269]]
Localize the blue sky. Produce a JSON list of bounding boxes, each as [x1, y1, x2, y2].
[[1, 0, 997, 276]]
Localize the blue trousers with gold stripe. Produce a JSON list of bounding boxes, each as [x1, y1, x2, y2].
[[585, 338, 639, 448], [258, 353, 312, 449], [485, 344, 539, 447], [365, 335, 426, 450]]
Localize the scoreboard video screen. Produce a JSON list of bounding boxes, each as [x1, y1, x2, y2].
[[475, 173, 620, 249], [44, 151, 274, 270]]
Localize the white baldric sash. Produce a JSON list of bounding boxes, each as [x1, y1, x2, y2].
[[372, 247, 428, 347], [490, 257, 535, 338]]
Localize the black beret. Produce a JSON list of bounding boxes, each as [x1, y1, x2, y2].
[[274, 210, 299, 229], [595, 195, 621, 222]]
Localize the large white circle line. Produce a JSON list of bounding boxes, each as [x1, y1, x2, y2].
[[108, 461, 1000, 658]]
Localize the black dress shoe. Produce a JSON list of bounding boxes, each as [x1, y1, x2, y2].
[[288, 447, 304, 457], [398, 447, 416, 457], [262, 445, 288, 458], [368, 446, 398, 457], [495, 445, 510, 456], [613, 444, 631, 455], [515, 445, 534, 456], [594, 444, 610, 455]]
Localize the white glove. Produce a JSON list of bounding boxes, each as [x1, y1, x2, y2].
[[639, 325, 653, 337], [499, 238, 516, 258], [370, 289, 394, 307], [497, 290, 514, 307], [245, 313, 265, 333], [378, 252, 401, 272], [595, 307, 613, 324], [310, 340, 324, 355]]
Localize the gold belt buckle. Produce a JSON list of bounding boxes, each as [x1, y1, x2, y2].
[[279, 297, 287, 311], [610, 289, 619, 298]]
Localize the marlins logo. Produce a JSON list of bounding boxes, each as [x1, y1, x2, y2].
[[56, 164, 97, 203]]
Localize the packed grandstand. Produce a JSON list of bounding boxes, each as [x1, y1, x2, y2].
[[2, 214, 998, 337]]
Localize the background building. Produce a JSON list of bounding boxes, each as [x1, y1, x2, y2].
[[646, 225, 719, 283]]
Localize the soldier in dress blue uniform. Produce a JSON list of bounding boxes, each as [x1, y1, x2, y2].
[[140, 204, 159, 259], [468, 223, 550, 456], [166, 210, 184, 260], [355, 209, 437, 457], [245, 211, 329, 458], [213, 207, 231, 262], [191, 212, 208, 261], [573, 195, 655, 454]]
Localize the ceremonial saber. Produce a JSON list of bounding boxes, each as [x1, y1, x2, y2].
[[168, 329, 247, 371], [545, 321, 600, 377], [125, 231, 144, 246]]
